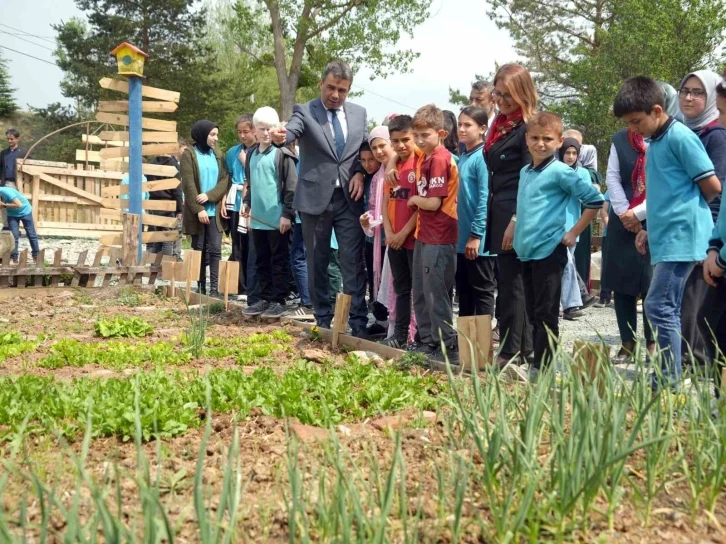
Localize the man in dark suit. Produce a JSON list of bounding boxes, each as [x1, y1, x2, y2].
[[0, 128, 28, 229], [271, 60, 369, 336]]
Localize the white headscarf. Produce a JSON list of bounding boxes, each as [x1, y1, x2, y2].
[[679, 70, 721, 131], [579, 144, 598, 170]]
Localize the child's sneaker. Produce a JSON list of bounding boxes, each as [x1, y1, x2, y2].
[[431, 345, 459, 366], [243, 300, 269, 317], [261, 302, 287, 320], [380, 336, 406, 350], [285, 292, 301, 306], [407, 341, 436, 355]]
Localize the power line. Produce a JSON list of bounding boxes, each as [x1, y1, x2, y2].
[[0, 23, 56, 44], [0, 44, 58, 67], [352, 83, 416, 112], [2, 31, 55, 52]]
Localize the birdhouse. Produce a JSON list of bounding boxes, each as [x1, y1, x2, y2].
[[110, 42, 148, 78]]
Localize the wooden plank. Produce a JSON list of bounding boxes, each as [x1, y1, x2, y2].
[[35, 172, 103, 205], [87, 248, 106, 288], [102, 248, 119, 287], [20, 159, 70, 169], [31, 175, 40, 224], [332, 293, 352, 349], [99, 229, 179, 247], [0, 252, 11, 287], [16, 250, 28, 289], [95, 112, 177, 133], [456, 316, 493, 373], [37, 221, 120, 231], [572, 341, 610, 395], [101, 199, 177, 212], [99, 209, 177, 228], [98, 100, 178, 113], [99, 143, 179, 160], [147, 253, 165, 285], [82, 134, 128, 147], [99, 161, 178, 177], [21, 165, 124, 181], [99, 77, 180, 103], [50, 249, 62, 287], [75, 150, 102, 163], [35, 227, 121, 239], [185, 250, 202, 303], [33, 249, 46, 287], [122, 213, 140, 266], [99, 131, 179, 143], [71, 251, 89, 287], [101, 178, 179, 197]]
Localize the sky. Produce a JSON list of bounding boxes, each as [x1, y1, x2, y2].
[[1, 0, 517, 122]]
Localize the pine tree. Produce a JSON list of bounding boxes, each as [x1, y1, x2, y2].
[[0, 53, 18, 117]]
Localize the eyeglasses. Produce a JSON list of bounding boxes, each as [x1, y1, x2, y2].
[[491, 90, 513, 102], [678, 87, 707, 99]]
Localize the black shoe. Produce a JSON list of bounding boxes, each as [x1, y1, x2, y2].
[[196, 285, 207, 295], [366, 322, 388, 338], [243, 300, 270, 317], [209, 290, 220, 298], [581, 295, 598, 310], [430, 345, 460, 366], [261, 302, 287, 320], [563, 307, 584, 320], [285, 292, 301, 306], [407, 341, 436, 355], [380, 336, 405, 349], [351, 328, 371, 341]]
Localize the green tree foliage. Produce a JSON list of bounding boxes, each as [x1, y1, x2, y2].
[[487, 0, 726, 169], [54, 0, 233, 136], [0, 53, 18, 117], [229, 0, 433, 119]]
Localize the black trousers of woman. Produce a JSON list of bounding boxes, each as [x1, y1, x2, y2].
[[192, 222, 222, 293], [228, 212, 249, 295], [614, 292, 654, 345], [681, 264, 710, 366], [497, 252, 533, 360], [697, 279, 726, 395]]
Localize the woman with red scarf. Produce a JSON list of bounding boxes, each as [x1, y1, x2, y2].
[[484, 64, 538, 368]]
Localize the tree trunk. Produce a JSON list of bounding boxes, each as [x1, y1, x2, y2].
[[280, 79, 295, 121]]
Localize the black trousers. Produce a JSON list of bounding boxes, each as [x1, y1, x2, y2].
[[388, 246, 414, 341], [496, 252, 533, 359], [252, 228, 291, 305], [522, 244, 568, 368], [191, 222, 222, 293], [697, 279, 726, 394], [365, 240, 389, 321], [300, 189, 368, 331], [681, 264, 710, 365], [456, 254, 496, 317], [614, 292, 654, 345], [228, 213, 249, 294]]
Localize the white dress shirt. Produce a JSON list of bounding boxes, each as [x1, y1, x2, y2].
[[327, 107, 348, 188], [606, 142, 648, 220]]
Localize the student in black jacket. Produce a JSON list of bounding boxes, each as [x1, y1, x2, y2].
[[483, 64, 538, 370], [0, 129, 28, 229]]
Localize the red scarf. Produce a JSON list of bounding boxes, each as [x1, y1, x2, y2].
[[485, 110, 524, 152], [627, 130, 647, 209]]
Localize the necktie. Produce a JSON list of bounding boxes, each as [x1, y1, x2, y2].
[[329, 109, 345, 159]]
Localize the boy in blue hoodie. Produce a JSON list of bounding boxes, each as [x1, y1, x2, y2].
[[513, 112, 604, 374]]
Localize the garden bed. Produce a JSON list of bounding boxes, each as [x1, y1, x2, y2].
[[0, 286, 725, 542]]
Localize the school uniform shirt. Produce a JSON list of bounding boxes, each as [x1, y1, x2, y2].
[[0, 187, 32, 217], [195, 148, 220, 218], [387, 149, 424, 250], [645, 118, 715, 264], [456, 142, 490, 256], [225, 143, 247, 213], [415, 146, 459, 245], [249, 145, 282, 230], [513, 156, 604, 262], [120, 174, 149, 201]]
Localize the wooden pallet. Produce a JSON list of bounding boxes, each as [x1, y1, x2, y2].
[[0, 248, 165, 288]]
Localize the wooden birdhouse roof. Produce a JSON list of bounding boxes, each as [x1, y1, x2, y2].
[[110, 42, 148, 58]]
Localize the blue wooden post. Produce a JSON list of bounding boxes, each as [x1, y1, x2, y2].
[[127, 76, 143, 262]]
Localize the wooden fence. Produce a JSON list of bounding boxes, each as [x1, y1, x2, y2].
[[17, 159, 124, 239]]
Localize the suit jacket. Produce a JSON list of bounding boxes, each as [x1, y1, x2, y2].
[[484, 123, 531, 255], [283, 97, 367, 216], [0, 147, 28, 185]]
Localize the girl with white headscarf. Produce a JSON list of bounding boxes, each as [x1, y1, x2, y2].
[[678, 70, 726, 367]]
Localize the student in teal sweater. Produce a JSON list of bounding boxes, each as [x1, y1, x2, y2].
[[513, 112, 604, 375], [456, 105, 496, 317]]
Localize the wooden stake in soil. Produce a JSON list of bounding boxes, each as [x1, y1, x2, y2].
[[183, 250, 202, 304], [16, 250, 28, 289], [33, 249, 46, 287], [456, 315, 493, 373], [122, 212, 141, 266], [572, 341, 610, 394], [219, 260, 239, 312], [332, 293, 352, 350], [50, 249, 62, 287]]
